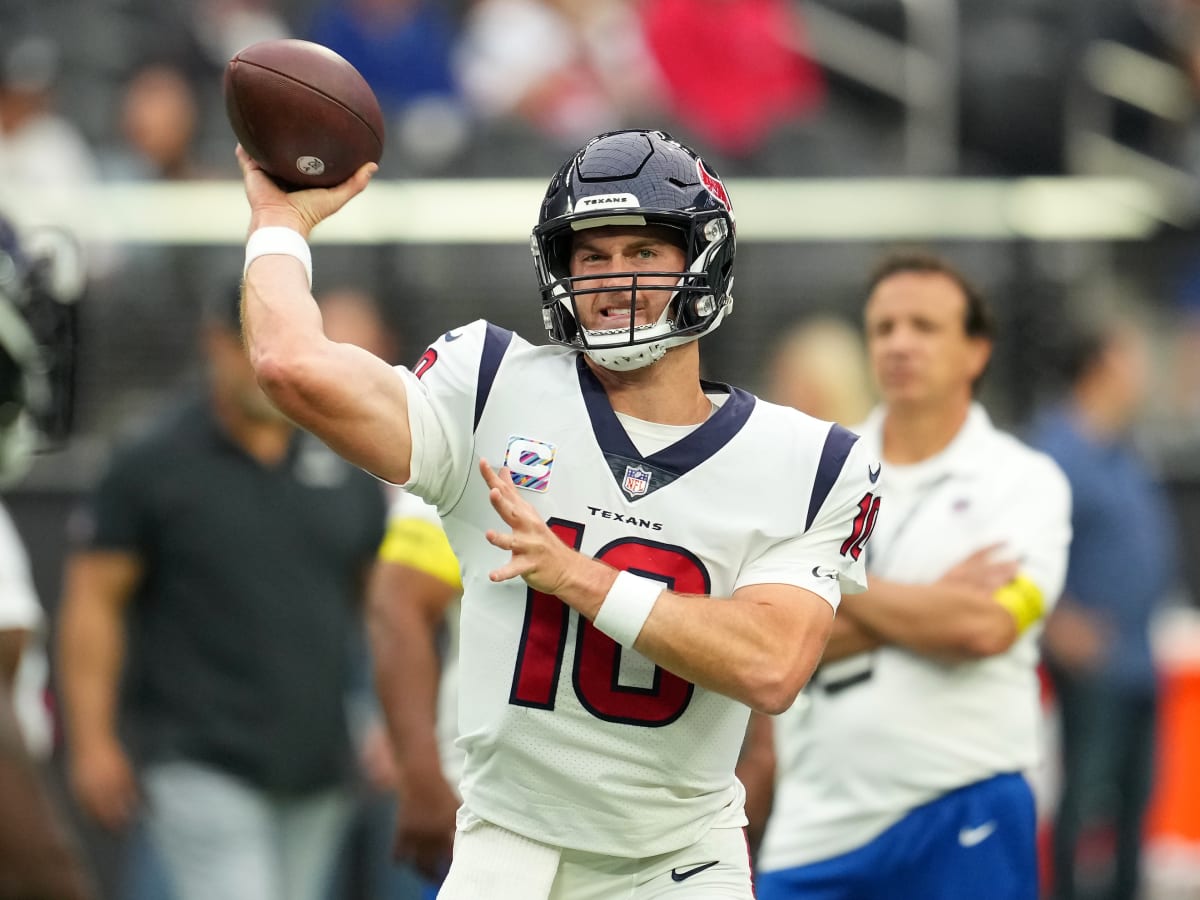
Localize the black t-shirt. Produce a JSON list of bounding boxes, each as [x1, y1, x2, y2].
[[77, 395, 387, 793]]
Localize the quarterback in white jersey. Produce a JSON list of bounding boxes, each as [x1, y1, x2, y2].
[[752, 254, 1071, 900], [238, 129, 880, 899], [402, 317, 873, 860]]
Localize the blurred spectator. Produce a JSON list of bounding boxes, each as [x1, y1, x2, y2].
[[0, 34, 113, 278], [748, 252, 1071, 899], [0, 207, 95, 900], [103, 63, 213, 182], [56, 283, 388, 900], [318, 285, 400, 365], [0, 34, 100, 195], [367, 490, 464, 899], [638, 0, 823, 165], [454, 0, 661, 150], [1028, 317, 1179, 900], [306, 0, 469, 173], [761, 315, 874, 427]]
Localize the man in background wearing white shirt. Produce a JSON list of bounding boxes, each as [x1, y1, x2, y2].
[[745, 252, 1072, 900]]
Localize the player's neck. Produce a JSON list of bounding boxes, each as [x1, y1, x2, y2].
[[881, 399, 971, 464], [585, 349, 711, 425]]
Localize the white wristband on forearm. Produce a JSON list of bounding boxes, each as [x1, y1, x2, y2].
[[593, 571, 662, 647], [244, 226, 313, 288]]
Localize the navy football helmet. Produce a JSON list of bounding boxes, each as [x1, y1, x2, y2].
[[0, 214, 78, 484], [531, 130, 735, 371]]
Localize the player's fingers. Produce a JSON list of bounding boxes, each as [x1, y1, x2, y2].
[[480, 457, 518, 499], [324, 161, 377, 206], [354, 161, 378, 187], [485, 473, 534, 529], [479, 458, 511, 500], [494, 468, 539, 523], [485, 529, 514, 551], [489, 561, 528, 583], [487, 487, 521, 529]]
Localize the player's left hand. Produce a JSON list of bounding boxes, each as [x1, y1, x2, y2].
[[479, 457, 596, 599]]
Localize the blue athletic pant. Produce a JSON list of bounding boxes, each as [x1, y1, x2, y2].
[[756, 773, 1038, 900]]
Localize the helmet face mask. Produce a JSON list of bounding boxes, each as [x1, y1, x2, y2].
[[532, 130, 735, 371]]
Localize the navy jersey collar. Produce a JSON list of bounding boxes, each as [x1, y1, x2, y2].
[[576, 355, 755, 481]]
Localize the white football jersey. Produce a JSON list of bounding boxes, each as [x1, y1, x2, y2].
[[758, 404, 1072, 872], [397, 320, 879, 858]]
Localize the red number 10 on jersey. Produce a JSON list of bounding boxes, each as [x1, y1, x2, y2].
[[509, 519, 709, 727]]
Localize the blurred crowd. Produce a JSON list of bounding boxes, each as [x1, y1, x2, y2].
[[7, 0, 1200, 186]]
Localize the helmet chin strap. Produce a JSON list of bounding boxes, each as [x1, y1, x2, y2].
[[584, 336, 669, 371], [578, 300, 675, 371], [582, 307, 725, 372]]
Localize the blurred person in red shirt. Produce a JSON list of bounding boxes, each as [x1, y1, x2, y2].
[[639, 0, 824, 163]]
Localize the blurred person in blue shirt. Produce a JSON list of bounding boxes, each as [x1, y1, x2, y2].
[[1028, 317, 1180, 900], [305, 0, 468, 174]]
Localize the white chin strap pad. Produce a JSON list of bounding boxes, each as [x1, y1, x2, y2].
[[585, 341, 668, 371]]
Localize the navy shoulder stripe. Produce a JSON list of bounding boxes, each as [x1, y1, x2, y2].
[[805, 424, 859, 531], [474, 323, 513, 431]]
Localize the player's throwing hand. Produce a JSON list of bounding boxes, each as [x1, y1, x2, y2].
[[236, 144, 376, 238]]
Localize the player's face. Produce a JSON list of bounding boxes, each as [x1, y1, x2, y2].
[[864, 272, 990, 409], [568, 226, 687, 332]]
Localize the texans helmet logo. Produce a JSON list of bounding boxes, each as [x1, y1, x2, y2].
[[697, 160, 731, 211]]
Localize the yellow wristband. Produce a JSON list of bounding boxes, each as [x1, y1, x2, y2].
[[994, 574, 1045, 634]]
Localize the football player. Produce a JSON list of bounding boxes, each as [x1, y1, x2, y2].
[[236, 129, 881, 899], [0, 212, 92, 898], [368, 489, 463, 899]]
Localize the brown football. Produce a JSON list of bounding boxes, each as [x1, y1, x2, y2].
[[224, 39, 385, 189]]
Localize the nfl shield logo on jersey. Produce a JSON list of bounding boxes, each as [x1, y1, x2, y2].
[[621, 464, 652, 498]]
